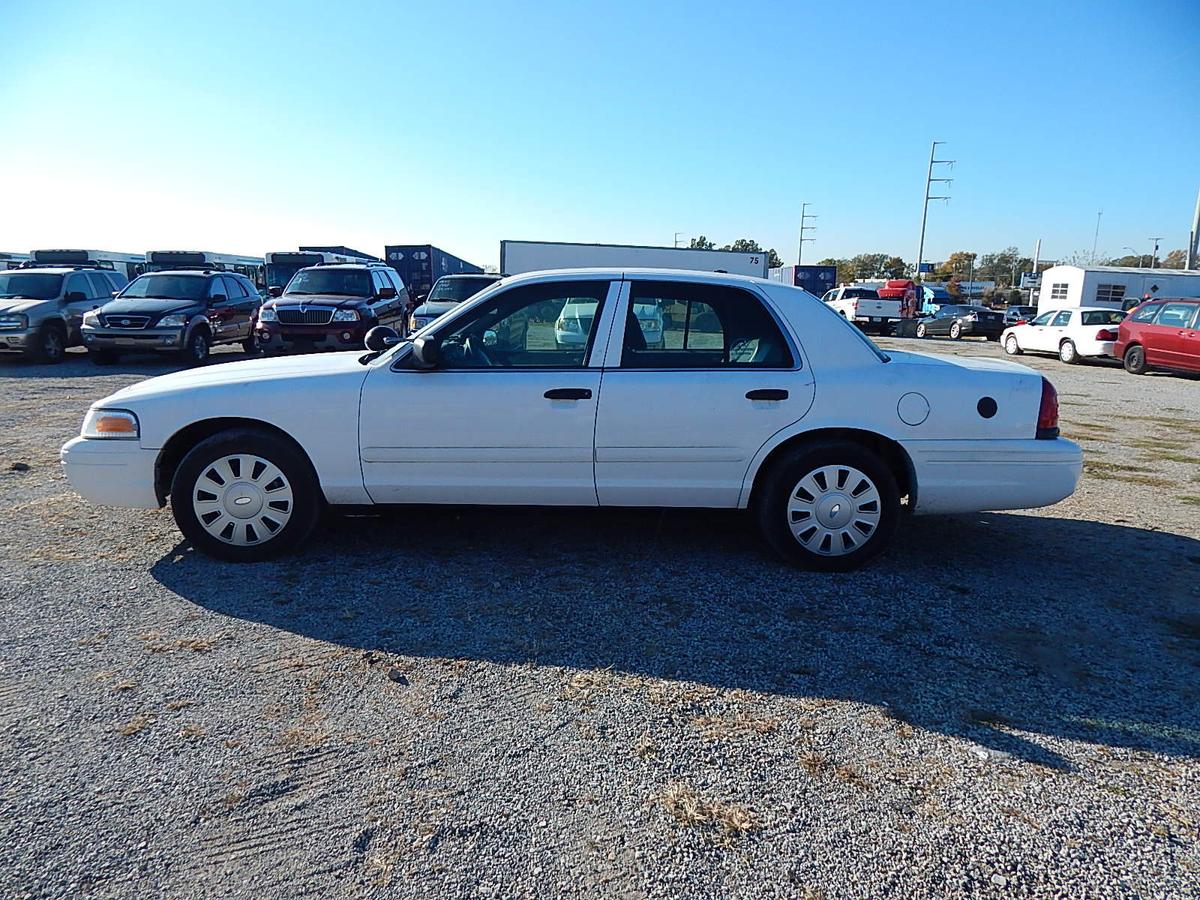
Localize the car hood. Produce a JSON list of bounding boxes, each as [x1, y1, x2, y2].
[[102, 298, 197, 316], [0, 298, 52, 316], [98, 351, 370, 407], [275, 294, 370, 310], [412, 300, 459, 317]]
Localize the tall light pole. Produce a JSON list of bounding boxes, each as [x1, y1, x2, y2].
[[1149, 237, 1162, 268], [797, 202, 817, 265], [1091, 210, 1103, 263], [674, 232, 686, 248], [916, 141, 953, 282], [1123, 246, 1146, 267]]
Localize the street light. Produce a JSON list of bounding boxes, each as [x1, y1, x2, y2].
[[1123, 246, 1147, 267]]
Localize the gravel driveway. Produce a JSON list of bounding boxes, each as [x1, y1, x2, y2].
[[1, 341, 1197, 898]]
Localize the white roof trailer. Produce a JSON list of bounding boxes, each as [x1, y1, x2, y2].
[[1037, 265, 1200, 312], [1, 251, 30, 269], [30, 249, 144, 279], [500, 240, 770, 279]]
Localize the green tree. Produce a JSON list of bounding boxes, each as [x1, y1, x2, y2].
[[882, 256, 907, 278], [688, 236, 715, 250], [1161, 249, 1186, 269], [937, 251, 977, 279], [817, 257, 854, 285], [977, 246, 1020, 286], [767, 248, 784, 268], [719, 238, 783, 271]]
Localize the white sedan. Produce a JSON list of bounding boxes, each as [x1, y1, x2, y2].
[[1002, 307, 1125, 364], [61, 268, 1083, 571]]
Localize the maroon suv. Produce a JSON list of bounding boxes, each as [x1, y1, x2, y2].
[[1115, 297, 1200, 376], [256, 262, 409, 354]]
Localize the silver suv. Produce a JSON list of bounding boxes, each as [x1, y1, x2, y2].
[[0, 264, 128, 362]]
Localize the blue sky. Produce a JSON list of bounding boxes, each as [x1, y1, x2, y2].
[[2, 0, 1197, 269]]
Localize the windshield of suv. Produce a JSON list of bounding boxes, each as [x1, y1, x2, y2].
[[120, 274, 208, 300], [426, 276, 496, 303], [0, 272, 63, 300], [286, 268, 372, 297]]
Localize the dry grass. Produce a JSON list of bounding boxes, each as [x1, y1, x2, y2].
[[1083, 460, 1172, 487], [137, 630, 221, 654], [800, 750, 827, 775], [633, 733, 660, 760], [117, 714, 153, 736], [832, 764, 871, 791], [691, 713, 780, 740], [282, 724, 331, 749], [113, 679, 137, 692], [165, 699, 196, 711], [651, 782, 759, 840], [178, 723, 206, 741], [561, 667, 616, 704]]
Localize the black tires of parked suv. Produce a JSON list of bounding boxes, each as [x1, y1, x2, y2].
[[171, 429, 321, 562], [1123, 344, 1147, 375], [27, 322, 66, 363], [185, 329, 210, 365], [755, 440, 900, 572]]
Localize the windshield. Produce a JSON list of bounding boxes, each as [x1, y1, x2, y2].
[[286, 268, 372, 297], [1081, 310, 1125, 326], [120, 274, 208, 300], [426, 276, 496, 303], [266, 263, 307, 288], [0, 272, 63, 300]]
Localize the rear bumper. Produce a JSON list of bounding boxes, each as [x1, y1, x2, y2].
[[60, 437, 161, 509], [906, 437, 1082, 515]]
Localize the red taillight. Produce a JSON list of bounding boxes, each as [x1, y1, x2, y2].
[[1095, 328, 1117, 341], [1015, 318, 1028, 325], [1037, 377, 1059, 439]]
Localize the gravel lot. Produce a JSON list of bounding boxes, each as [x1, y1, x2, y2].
[[1, 340, 1198, 898]]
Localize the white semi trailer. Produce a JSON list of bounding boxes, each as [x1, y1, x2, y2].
[[500, 240, 770, 279]]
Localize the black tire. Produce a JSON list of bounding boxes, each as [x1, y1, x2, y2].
[[170, 428, 321, 562], [242, 336, 259, 355], [1059, 339, 1078, 364], [949, 321, 963, 340], [27, 322, 66, 363], [1123, 344, 1147, 375], [184, 329, 210, 365], [89, 349, 120, 366], [755, 440, 900, 572], [1004, 334, 1022, 355], [915, 323, 927, 338]]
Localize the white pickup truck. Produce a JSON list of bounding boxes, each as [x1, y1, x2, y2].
[[820, 286, 903, 334]]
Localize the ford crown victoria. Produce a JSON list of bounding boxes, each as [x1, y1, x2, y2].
[[61, 269, 1083, 570]]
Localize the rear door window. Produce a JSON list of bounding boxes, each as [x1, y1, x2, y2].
[[222, 275, 247, 299], [1156, 302, 1198, 328], [87, 273, 115, 299]]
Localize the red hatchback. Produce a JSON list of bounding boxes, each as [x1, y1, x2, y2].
[[1115, 298, 1200, 375]]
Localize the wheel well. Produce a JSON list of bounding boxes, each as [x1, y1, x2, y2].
[[749, 428, 916, 510], [154, 418, 315, 504]]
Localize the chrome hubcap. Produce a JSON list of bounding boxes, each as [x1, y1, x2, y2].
[[192, 454, 292, 546], [786, 465, 881, 556], [1006, 336, 1017, 352]]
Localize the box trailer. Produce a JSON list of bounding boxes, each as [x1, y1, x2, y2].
[[500, 240, 770, 279], [384, 245, 482, 299], [769, 264, 837, 297], [1036, 265, 1200, 312]]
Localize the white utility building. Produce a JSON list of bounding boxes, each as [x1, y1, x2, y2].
[[1036, 265, 1200, 311]]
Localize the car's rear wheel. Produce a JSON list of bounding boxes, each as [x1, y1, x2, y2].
[[949, 322, 963, 340], [915, 323, 927, 338], [1004, 334, 1022, 355], [756, 441, 900, 572], [1059, 339, 1078, 364], [171, 429, 321, 562], [1123, 344, 1147, 375]]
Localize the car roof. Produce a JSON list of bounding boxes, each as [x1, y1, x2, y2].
[[3, 266, 94, 275], [140, 269, 219, 277], [500, 267, 770, 287]]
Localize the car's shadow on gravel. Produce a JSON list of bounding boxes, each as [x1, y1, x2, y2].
[[151, 507, 1200, 769]]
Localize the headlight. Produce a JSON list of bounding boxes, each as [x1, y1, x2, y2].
[[82, 310, 100, 326], [81, 409, 139, 441], [412, 316, 430, 329], [158, 313, 187, 328], [0, 313, 28, 330], [332, 308, 360, 322], [258, 305, 278, 322]]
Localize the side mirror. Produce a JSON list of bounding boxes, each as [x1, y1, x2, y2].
[[377, 286, 397, 301], [364, 325, 402, 352], [411, 334, 440, 368], [65, 291, 87, 303], [269, 285, 283, 298], [110, 291, 119, 299]]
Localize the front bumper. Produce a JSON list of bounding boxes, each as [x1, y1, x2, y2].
[[256, 322, 369, 354], [82, 326, 185, 352], [0, 327, 35, 352], [906, 437, 1083, 515], [60, 436, 161, 509]]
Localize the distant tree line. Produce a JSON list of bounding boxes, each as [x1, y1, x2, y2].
[[689, 236, 783, 269]]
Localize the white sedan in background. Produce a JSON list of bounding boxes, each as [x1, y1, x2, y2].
[[1002, 307, 1125, 364], [61, 268, 1082, 572]]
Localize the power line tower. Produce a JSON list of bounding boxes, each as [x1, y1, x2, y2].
[[915, 141, 954, 281], [797, 203, 817, 264]]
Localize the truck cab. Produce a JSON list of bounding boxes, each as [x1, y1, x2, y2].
[[820, 286, 902, 334]]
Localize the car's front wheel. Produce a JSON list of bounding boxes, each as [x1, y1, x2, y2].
[[1059, 339, 1078, 364], [915, 323, 927, 338], [27, 322, 66, 363], [184, 329, 210, 365], [756, 441, 900, 572], [171, 429, 321, 561], [1004, 334, 1022, 355], [1123, 344, 1147, 375]]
